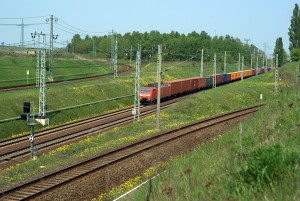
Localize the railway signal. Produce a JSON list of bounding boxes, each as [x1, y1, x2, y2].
[[21, 102, 36, 159]]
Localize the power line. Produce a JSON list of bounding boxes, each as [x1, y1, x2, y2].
[[0, 15, 50, 20], [0, 23, 47, 26], [55, 16, 110, 35]]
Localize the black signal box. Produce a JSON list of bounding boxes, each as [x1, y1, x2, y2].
[[23, 102, 31, 114]]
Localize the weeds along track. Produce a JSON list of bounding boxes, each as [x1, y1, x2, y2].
[[0, 64, 132, 92], [0, 102, 175, 169], [0, 104, 263, 201]]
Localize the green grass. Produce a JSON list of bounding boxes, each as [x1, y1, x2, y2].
[[0, 56, 113, 87], [0, 58, 254, 139], [0, 60, 277, 192], [120, 62, 300, 201]]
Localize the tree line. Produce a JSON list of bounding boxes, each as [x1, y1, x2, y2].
[[288, 3, 300, 62], [67, 31, 264, 65]]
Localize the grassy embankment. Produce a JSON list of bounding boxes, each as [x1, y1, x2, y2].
[[0, 60, 279, 195], [0, 58, 243, 139], [115, 62, 300, 201], [0, 56, 113, 87]]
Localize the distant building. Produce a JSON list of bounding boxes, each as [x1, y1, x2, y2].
[[1, 42, 4, 46]]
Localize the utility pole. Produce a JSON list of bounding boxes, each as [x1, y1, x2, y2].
[[241, 56, 244, 80], [262, 55, 265, 68], [200, 48, 204, 77], [156, 44, 162, 131], [31, 32, 40, 87], [21, 18, 24, 47], [92, 40, 95, 57], [224, 51, 227, 73], [238, 53, 241, 71], [256, 56, 259, 75], [296, 64, 300, 91], [266, 56, 268, 68], [130, 45, 133, 66], [114, 38, 118, 78], [263, 42, 268, 56], [39, 33, 47, 118], [46, 15, 58, 80], [213, 53, 216, 88], [111, 30, 115, 70], [133, 44, 141, 121], [29, 31, 49, 126], [275, 54, 279, 94], [250, 53, 253, 69], [244, 38, 250, 45], [271, 56, 274, 68]]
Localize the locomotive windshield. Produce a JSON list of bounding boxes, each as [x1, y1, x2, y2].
[[141, 89, 151, 92]]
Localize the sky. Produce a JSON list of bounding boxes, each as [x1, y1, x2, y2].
[[0, 0, 297, 56]]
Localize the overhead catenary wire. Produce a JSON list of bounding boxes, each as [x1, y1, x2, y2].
[[0, 23, 47, 26], [0, 15, 51, 20], [55, 16, 111, 35]]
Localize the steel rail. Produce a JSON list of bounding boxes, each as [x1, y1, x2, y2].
[[0, 104, 263, 200], [0, 104, 173, 166]]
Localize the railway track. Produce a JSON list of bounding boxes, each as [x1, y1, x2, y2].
[[0, 104, 263, 201], [0, 102, 174, 168], [0, 64, 132, 92]]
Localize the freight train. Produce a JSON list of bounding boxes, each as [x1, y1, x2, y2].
[[140, 67, 271, 104]]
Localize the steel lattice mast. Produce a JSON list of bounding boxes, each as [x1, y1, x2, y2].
[[156, 45, 162, 131], [256, 56, 259, 75], [241, 56, 244, 80], [39, 33, 47, 118], [200, 49, 203, 77], [212, 53, 216, 88], [36, 35, 40, 87], [46, 15, 58, 80], [224, 51, 227, 73], [114, 38, 118, 78], [111, 30, 115, 71], [275, 54, 279, 94], [238, 53, 241, 71], [133, 44, 141, 121]]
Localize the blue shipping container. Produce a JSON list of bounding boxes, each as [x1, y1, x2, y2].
[[222, 73, 228, 83]]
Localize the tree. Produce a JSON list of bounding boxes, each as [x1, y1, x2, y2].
[[290, 48, 300, 61], [288, 3, 300, 51], [273, 37, 286, 67]]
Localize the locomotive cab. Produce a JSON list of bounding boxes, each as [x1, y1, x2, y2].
[[140, 87, 153, 104]]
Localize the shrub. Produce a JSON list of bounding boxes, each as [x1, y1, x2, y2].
[[236, 144, 300, 189], [290, 48, 300, 61]]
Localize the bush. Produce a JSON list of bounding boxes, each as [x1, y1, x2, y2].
[[290, 48, 300, 61], [236, 144, 300, 188]]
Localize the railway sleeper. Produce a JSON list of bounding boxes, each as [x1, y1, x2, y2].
[[50, 175, 74, 181], [1, 194, 27, 200], [72, 167, 94, 172], [22, 187, 42, 193], [37, 180, 59, 186], [10, 190, 33, 196]]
